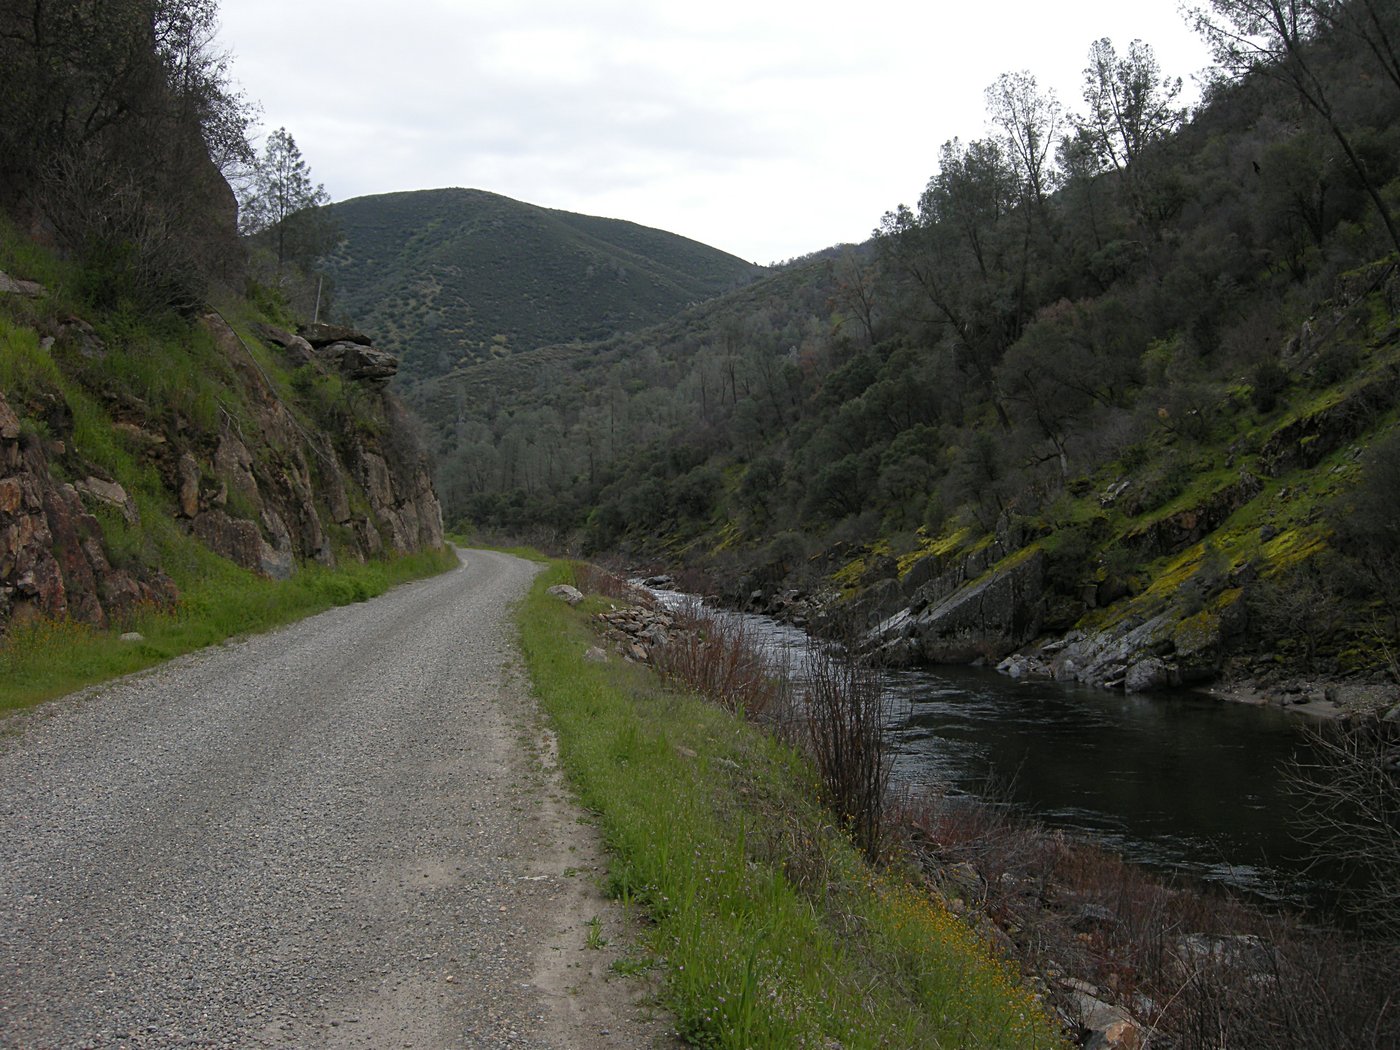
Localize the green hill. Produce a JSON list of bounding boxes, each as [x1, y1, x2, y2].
[[426, 15, 1400, 693], [320, 188, 762, 385]]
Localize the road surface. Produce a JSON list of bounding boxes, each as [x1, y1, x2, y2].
[[0, 549, 675, 1048]]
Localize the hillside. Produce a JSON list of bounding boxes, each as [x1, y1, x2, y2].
[[320, 188, 762, 385], [0, 233, 444, 632], [0, 3, 445, 678], [424, 9, 1400, 695]]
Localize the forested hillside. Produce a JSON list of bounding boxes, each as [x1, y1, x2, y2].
[[430, 1, 1400, 689], [321, 188, 762, 385]]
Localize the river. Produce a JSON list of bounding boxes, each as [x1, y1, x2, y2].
[[648, 588, 1331, 908]]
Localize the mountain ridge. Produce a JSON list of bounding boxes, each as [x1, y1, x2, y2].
[[321, 187, 763, 385]]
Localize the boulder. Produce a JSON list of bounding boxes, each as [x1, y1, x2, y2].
[[57, 318, 106, 359], [0, 271, 45, 297], [253, 322, 316, 366], [547, 583, 585, 605], [74, 476, 140, 526], [1175, 933, 1274, 974], [1124, 657, 1173, 693], [297, 322, 373, 348], [177, 453, 201, 518], [1071, 990, 1150, 1050], [337, 342, 398, 382], [997, 652, 1052, 680]]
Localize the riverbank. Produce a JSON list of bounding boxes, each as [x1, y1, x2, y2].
[[1202, 673, 1398, 720], [569, 566, 1399, 1049], [680, 570, 1399, 723], [518, 561, 1065, 1049]]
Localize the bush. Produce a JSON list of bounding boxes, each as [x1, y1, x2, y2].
[[1250, 359, 1289, 413], [798, 643, 890, 862]]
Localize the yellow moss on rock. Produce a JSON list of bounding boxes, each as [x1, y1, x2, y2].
[[1259, 527, 1327, 575]]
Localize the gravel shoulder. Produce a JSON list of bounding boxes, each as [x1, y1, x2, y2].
[[0, 548, 677, 1049]]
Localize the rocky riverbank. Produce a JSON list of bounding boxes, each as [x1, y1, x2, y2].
[[555, 568, 1399, 1050]]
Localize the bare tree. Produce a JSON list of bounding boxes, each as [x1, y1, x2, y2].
[[985, 70, 1063, 210], [1290, 715, 1400, 938]]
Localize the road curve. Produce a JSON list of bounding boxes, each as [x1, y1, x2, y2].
[[0, 549, 674, 1049]]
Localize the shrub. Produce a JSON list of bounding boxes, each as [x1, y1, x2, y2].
[[1249, 359, 1289, 413]]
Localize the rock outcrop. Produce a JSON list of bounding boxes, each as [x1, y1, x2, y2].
[[869, 548, 1048, 667], [0, 390, 175, 628], [0, 288, 442, 635]]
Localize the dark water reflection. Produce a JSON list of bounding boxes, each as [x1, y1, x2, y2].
[[647, 589, 1331, 907], [883, 664, 1326, 904]]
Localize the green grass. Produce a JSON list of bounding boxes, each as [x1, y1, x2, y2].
[[0, 546, 457, 713], [517, 562, 1064, 1049]]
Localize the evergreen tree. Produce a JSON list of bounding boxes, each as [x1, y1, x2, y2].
[[239, 127, 332, 270]]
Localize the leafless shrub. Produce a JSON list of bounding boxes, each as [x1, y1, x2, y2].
[[1289, 714, 1400, 939], [798, 642, 889, 862], [574, 562, 649, 604], [646, 598, 891, 864], [650, 599, 790, 725], [42, 144, 205, 312]]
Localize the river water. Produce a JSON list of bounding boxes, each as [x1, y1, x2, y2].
[[648, 589, 1330, 908]]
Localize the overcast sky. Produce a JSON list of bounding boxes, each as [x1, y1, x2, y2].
[[217, 1, 1214, 264]]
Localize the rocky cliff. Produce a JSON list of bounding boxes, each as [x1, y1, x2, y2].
[[0, 271, 442, 633]]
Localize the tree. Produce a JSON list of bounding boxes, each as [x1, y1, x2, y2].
[[1079, 38, 1186, 175], [0, 0, 254, 308], [239, 127, 332, 270], [985, 71, 1063, 210], [1191, 0, 1400, 255], [153, 0, 257, 182], [1309, 0, 1400, 99], [0, 0, 161, 201]]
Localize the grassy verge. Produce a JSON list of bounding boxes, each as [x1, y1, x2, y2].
[[0, 546, 457, 713], [518, 561, 1064, 1049]]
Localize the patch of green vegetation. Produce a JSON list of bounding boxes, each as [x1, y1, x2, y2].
[[1259, 527, 1328, 574], [518, 563, 1062, 1049], [897, 525, 972, 577], [0, 546, 457, 713], [0, 317, 65, 396]]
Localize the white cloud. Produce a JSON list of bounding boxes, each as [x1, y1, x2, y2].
[[218, 0, 1214, 263]]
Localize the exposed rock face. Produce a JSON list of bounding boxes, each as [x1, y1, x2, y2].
[[0, 390, 174, 629], [1122, 474, 1261, 559], [0, 308, 443, 636], [870, 549, 1047, 666], [337, 342, 398, 382]]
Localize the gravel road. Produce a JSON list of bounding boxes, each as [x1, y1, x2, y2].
[[0, 549, 678, 1049]]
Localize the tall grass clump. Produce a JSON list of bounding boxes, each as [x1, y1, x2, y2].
[[519, 562, 1065, 1049]]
